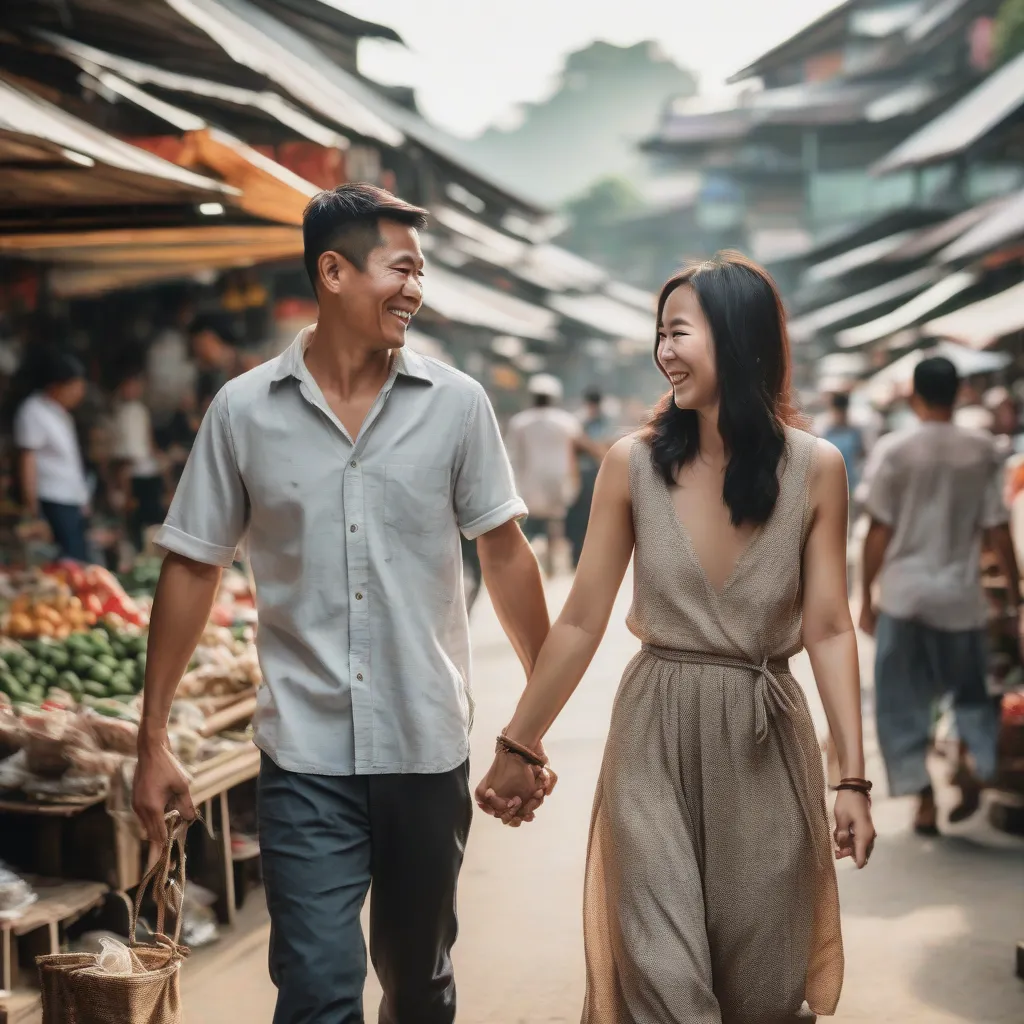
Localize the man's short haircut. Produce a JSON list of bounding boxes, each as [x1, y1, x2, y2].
[[830, 391, 850, 412], [584, 388, 603, 405], [302, 183, 428, 292], [913, 356, 960, 409]]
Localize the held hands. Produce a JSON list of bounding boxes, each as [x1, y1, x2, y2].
[[475, 739, 558, 827]]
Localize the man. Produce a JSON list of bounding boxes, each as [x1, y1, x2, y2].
[[14, 349, 90, 561], [565, 389, 612, 569], [860, 357, 1020, 835], [133, 184, 552, 1024], [505, 374, 601, 577]]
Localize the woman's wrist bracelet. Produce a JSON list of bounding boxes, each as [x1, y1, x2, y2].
[[495, 732, 547, 768]]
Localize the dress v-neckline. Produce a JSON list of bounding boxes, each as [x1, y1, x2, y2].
[[659, 474, 765, 600]]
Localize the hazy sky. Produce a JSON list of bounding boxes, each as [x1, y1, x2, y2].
[[336, 0, 841, 137]]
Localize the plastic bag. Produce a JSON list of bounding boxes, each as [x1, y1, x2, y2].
[[0, 861, 38, 919], [96, 937, 133, 976]]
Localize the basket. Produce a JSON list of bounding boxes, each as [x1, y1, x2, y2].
[[36, 811, 191, 1024]]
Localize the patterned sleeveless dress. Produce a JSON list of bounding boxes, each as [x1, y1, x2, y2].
[[582, 428, 844, 1024]]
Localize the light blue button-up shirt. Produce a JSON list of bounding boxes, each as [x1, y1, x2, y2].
[[156, 329, 527, 775]]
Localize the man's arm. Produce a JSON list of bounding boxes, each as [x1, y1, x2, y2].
[[859, 520, 892, 636], [132, 391, 248, 842], [477, 520, 549, 675], [134, 554, 220, 841]]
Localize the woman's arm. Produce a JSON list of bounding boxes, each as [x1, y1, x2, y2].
[[803, 440, 873, 867], [476, 436, 636, 817]]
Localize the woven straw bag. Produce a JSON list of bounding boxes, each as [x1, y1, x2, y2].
[[37, 812, 191, 1024]]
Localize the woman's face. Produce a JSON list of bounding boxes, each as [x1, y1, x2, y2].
[[657, 284, 718, 413]]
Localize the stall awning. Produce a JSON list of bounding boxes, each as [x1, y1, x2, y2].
[[0, 224, 302, 297], [835, 271, 978, 348], [548, 292, 654, 343], [787, 268, 940, 343], [873, 50, 1024, 174], [422, 265, 558, 342], [939, 188, 1024, 262], [0, 76, 236, 208], [887, 197, 1011, 261], [922, 280, 1024, 348]]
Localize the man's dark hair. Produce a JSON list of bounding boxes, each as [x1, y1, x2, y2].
[[584, 389, 603, 406], [302, 183, 428, 293], [830, 392, 850, 412], [913, 356, 960, 409], [533, 393, 552, 408]]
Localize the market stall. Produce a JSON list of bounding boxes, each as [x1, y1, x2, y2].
[[0, 558, 262, 1009]]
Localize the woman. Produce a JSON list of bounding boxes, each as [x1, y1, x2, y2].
[[13, 349, 90, 562], [477, 252, 874, 1022]]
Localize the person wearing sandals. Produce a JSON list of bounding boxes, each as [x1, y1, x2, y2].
[[859, 357, 1022, 835], [476, 252, 874, 1022]]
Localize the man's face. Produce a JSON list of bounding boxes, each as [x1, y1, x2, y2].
[[320, 220, 424, 350]]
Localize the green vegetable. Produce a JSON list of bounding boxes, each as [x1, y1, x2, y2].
[[14, 669, 33, 688], [90, 629, 112, 650], [107, 673, 133, 696], [4, 651, 24, 670], [0, 672, 21, 696], [48, 647, 70, 670], [58, 671, 83, 696], [22, 640, 41, 658], [72, 654, 95, 676], [136, 652, 147, 673], [97, 654, 120, 672], [120, 660, 137, 681], [4, 679, 26, 702], [20, 657, 38, 675], [66, 634, 90, 653], [38, 664, 59, 685], [26, 685, 45, 704], [83, 680, 108, 698], [88, 664, 113, 686]]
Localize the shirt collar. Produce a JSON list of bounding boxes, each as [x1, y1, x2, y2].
[[271, 325, 435, 387]]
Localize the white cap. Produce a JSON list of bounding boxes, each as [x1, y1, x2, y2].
[[527, 373, 563, 400]]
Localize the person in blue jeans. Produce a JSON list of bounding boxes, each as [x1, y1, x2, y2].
[[13, 349, 90, 561], [822, 392, 864, 500]]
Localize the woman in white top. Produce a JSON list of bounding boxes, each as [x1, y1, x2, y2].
[[14, 350, 89, 561]]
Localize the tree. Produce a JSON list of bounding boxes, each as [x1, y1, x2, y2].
[[995, 0, 1024, 63], [563, 175, 644, 226]]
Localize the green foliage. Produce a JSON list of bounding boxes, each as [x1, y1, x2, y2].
[[563, 176, 645, 226], [995, 0, 1024, 63]]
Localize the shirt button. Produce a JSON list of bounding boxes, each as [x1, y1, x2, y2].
[[355, 592, 363, 600], [356, 673, 363, 681], [350, 524, 358, 533], [350, 460, 358, 468]]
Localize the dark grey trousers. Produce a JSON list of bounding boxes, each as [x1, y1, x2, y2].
[[258, 754, 472, 1024]]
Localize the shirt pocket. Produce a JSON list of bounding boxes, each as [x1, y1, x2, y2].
[[383, 463, 452, 547]]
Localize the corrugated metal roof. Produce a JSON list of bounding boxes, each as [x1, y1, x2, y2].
[[836, 270, 977, 347], [422, 265, 558, 342], [788, 267, 940, 342], [923, 280, 1024, 348], [873, 51, 1024, 174], [805, 230, 920, 283], [44, 31, 349, 148], [0, 76, 235, 197], [939, 188, 1024, 261], [548, 292, 653, 343]]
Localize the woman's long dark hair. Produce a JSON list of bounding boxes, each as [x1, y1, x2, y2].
[[642, 250, 799, 527]]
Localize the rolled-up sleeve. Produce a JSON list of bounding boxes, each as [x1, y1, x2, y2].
[[155, 390, 248, 567], [455, 386, 527, 539]]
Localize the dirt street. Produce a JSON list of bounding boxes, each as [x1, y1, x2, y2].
[[182, 572, 1024, 1023]]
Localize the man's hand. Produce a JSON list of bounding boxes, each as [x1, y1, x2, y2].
[[858, 601, 877, 638], [133, 731, 196, 844]]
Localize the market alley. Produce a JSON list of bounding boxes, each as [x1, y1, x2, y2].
[[180, 571, 1024, 1024]]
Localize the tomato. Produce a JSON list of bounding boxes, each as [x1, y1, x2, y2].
[[84, 594, 104, 617]]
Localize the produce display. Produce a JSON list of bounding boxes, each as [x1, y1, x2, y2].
[[0, 624, 146, 709]]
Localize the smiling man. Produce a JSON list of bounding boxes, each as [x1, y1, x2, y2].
[[133, 184, 552, 1023]]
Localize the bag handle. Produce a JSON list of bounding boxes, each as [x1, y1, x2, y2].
[[130, 810, 190, 949]]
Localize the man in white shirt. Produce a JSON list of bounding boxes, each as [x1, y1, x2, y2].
[[860, 357, 1020, 834], [14, 351, 90, 561], [506, 374, 601, 577], [133, 184, 553, 1024]]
